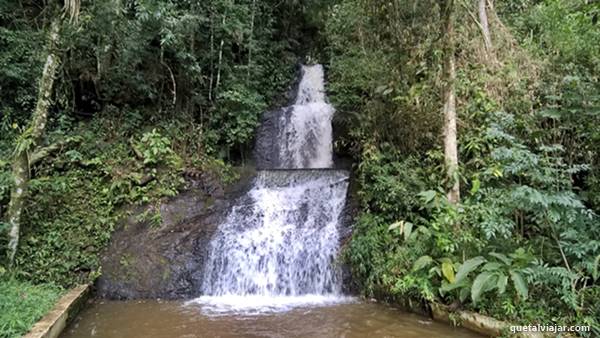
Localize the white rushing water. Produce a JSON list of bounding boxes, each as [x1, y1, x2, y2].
[[278, 65, 335, 169], [191, 65, 352, 314]]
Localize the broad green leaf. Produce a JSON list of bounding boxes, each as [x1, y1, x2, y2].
[[439, 257, 453, 264], [471, 271, 496, 303], [455, 256, 486, 284], [440, 279, 468, 293], [413, 256, 433, 271], [442, 261, 455, 283], [470, 178, 481, 195], [403, 222, 413, 241], [459, 287, 470, 302], [482, 262, 502, 271], [418, 190, 437, 204], [489, 252, 511, 265], [484, 275, 499, 293], [416, 226, 431, 237], [497, 274, 508, 294], [510, 270, 528, 300]]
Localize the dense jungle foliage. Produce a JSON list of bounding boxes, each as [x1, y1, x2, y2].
[[0, 0, 599, 337], [325, 0, 600, 335], [0, 0, 320, 336]]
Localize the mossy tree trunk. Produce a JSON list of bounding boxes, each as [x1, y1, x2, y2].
[[440, 0, 460, 204], [7, 20, 62, 266], [478, 0, 492, 53]]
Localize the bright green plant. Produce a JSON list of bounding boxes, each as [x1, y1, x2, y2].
[[136, 129, 178, 166], [436, 249, 533, 304]]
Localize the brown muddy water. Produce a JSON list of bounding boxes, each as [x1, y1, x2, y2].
[[61, 299, 483, 338]]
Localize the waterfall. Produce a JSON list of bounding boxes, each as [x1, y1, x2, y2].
[[278, 65, 335, 169], [192, 65, 351, 314]]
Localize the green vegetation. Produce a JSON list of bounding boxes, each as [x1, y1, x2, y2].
[[324, 0, 600, 335], [0, 278, 63, 338], [1, 0, 599, 337], [0, 0, 312, 276], [0, 1, 315, 336]]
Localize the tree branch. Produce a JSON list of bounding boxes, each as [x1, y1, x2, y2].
[[29, 139, 75, 165]]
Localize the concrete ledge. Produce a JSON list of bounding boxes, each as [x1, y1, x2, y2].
[[23, 284, 91, 338]]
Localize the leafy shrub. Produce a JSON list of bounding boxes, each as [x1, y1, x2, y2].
[[344, 112, 600, 333], [209, 84, 267, 157], [3, 113, 189, 285], [137, 129, 178, 166], [434, 249, 533, 304]]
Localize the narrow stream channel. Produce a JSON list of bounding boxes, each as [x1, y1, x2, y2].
[[61, 65, 483, 338]]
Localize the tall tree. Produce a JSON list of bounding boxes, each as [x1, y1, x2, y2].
[[6, 1, 79, 265], [478, 0, 493, 54], [440, 0, 460, 204]]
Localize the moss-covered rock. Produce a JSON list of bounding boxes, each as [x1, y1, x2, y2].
[[96, 172, 254, 300]]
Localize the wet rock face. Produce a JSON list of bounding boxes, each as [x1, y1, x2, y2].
[[96, 174, 252, 300], [254, 108, 285, 169], [254, 65, 301, 170], [339, 171, 360, 295]]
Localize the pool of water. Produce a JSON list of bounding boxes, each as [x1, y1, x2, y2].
[[61, 299, 483, 338]]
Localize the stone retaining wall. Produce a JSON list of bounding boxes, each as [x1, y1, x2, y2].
[[23, 284, 91, 338]]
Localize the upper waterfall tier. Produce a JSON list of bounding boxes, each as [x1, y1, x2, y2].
[[278, 65, 334, 169], [255, 64, 335, 169], [294, 64, 327, 105]]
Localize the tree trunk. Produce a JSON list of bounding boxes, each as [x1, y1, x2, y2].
[[478, 0, 493, 54], [441, 0, 460, 204], [208, 7, 214, 102], [6, 20, 62, 265], [215, 21, 225, 96], [63, 0, 80, 23], [247, 0, 256, 81]]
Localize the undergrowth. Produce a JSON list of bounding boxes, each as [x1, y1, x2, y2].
[[0, 277, 63, 338], [327, 0, 600, 336]]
